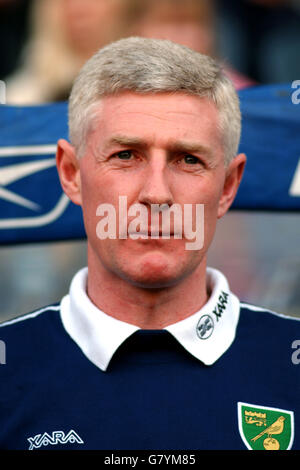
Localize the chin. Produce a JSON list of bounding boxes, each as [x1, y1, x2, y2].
[[117, 252, 191, 289], [125, 273, 182, 289]]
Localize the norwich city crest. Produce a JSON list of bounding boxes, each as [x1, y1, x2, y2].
[[238, 402, 294, 450]]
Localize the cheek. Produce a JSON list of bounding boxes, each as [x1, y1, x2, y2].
[[80, 175, 99, 213], [198, 183, 224, 246], [79, 160, 112, 206], [78, 167, 106, 236], [78, 170, 133, 242], [193, 177, 223, 211]]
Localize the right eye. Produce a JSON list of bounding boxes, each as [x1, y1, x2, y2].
[[183, 154, 201, 165], [115, 150, 133, 160]]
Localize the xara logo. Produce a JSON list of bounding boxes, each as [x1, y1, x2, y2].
[[27, 429, 84, 450], [0, 145, 69, 229], [212, 291, 229, 322]]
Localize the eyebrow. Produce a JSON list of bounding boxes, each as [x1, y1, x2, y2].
[[106, 135, 145, 148], [167, 141, 213, 158]]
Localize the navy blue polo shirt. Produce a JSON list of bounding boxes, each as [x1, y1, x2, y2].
[[0, 267, 299, 450]]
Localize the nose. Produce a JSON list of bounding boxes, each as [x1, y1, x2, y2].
[[138, 158, 174, 207]]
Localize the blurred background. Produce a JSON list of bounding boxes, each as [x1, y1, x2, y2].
[[0, 0, 299, 321]]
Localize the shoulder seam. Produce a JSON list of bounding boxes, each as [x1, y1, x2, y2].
[[240, 302, 300, 321], [0, 305, 60, 328]]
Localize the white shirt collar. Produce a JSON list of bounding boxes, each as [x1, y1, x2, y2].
[[60, 267, 240, 371]]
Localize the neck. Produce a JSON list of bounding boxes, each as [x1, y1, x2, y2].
[[86, 251, 209, 330]]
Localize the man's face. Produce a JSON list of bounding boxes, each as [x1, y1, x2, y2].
[[57, 91, 245, 288]]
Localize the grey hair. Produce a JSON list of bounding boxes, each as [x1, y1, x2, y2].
[[68, 36, 241, 165]]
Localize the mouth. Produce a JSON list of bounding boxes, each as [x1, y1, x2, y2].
[[127, 229, 179, 238]]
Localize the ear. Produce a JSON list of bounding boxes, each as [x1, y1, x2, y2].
[[56, 139, 82, 206], [217, 153, 246, 219]]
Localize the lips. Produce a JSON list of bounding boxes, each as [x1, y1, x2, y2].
[[127, 228, 179, 238]]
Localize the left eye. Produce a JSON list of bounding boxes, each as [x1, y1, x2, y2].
[[116, 150, 132, 160], [183, 154, 200, 164]]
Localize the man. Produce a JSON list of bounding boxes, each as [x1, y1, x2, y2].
[[0, 37, 299, 451]]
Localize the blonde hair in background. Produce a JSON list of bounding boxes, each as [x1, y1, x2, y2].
[[122, 0, 216, 55], [6, 0, 127, 104]]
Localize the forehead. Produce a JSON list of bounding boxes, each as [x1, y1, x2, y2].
[[89, 91, 222, 149]]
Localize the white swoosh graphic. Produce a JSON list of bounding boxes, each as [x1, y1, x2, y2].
[[0, 145, 70, 228], [0, 145, 57, 157], [0, 193, 70, 229], [0, 158, 56, 186], [0, 158, 57, 211], [0, 187, 40, 211]]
